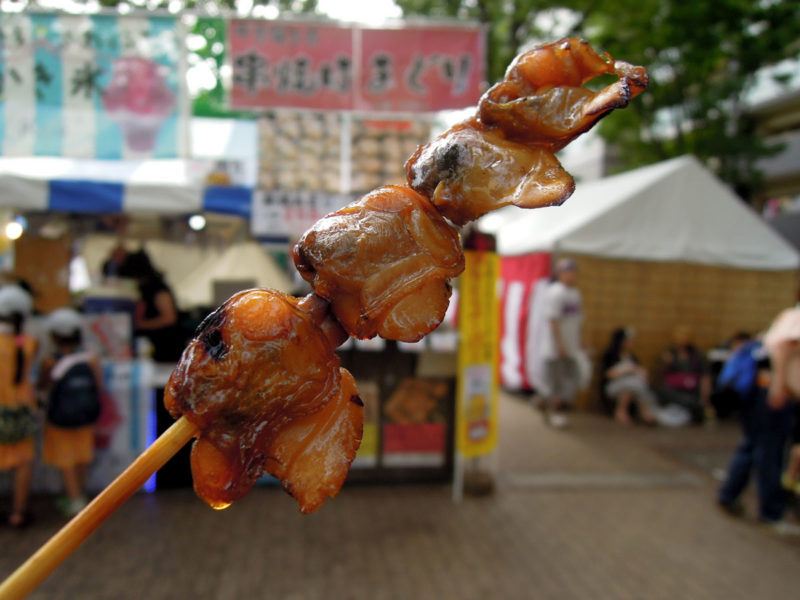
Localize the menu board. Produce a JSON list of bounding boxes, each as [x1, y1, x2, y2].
[[382, 377, 451, 468], [253, 112, 432, 238], [258, 112, 342, 193], [349, 117, 431, 193]]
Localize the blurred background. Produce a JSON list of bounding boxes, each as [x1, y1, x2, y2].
[[1, 1, 799, 598]]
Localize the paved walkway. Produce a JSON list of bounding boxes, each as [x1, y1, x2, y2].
[[2, 392, 799, 599]]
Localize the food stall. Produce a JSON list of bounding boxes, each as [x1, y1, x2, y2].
[[0, 146, 468, 490], [233, 17, 487, 484], [0, 155, 261, 493], [0, 11, 490, 492]]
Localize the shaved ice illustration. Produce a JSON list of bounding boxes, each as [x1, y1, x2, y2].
[[102, 57, 175, 152]]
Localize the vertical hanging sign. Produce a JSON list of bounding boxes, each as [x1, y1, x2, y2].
[[456, 250, 499, 459]]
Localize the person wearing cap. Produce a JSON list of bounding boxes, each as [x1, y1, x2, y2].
[[38, 307, 104, 518], [0, 284, 38, 527], [539, 258, 584, 428]]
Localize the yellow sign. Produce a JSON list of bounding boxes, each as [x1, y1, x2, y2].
[[456, 250, 499, 458], [352, 380, 379, 468]]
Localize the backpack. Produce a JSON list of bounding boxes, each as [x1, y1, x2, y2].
[[47, 353, 101, 428], [717, 340, 763, 401]]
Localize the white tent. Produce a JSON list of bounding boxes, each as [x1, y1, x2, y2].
[[486, 155, 800, 393], [485, 155, 800, 270], [78, 234, 224, 293], [174, 241, 292, 309]]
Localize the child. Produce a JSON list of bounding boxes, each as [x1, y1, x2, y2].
[[0, 285, 38, 527], [38, 308, 103, 518]]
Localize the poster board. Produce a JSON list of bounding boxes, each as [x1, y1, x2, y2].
[[229, 20, 484, 113], [0, 12, 189, 159], [382, 377, 451, 468]]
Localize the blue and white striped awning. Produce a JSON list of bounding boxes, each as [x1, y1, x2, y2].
[[0, 156, 253, 218]]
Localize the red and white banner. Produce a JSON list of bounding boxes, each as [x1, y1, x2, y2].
[[498, 253, 551, 391], [229, 20, 484, 112]]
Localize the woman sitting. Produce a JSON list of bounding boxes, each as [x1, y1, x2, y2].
[[601, 327, 657, 425], [656, 325, 711, 424]]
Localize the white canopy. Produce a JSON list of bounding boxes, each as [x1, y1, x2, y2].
[[484, 155, 800, 271], [174, 241, 292, 309], [0, 118, 257, 215], [79, 234, 223, 294]]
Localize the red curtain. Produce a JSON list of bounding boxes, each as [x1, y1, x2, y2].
[[498, 253, 551, 390]]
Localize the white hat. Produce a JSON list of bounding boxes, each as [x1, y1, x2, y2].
[[47, 308, 84, 337], [0, 285, 33, 318]]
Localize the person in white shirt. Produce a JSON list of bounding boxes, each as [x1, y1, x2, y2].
[[540, 258, 584, 428]]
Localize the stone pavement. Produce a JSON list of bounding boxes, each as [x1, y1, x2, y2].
[[2, 392, 799, 599]]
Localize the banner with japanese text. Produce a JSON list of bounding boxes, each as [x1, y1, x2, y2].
[[0, 12, 189, 159], [456, 250, 500, 459], [250, 188, 355, 239], [229, 19, 484, 112]]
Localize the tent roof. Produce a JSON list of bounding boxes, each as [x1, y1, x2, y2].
[[488, 155, 800, 271], [79, 234, 224, 295], [0, 156, 253, 217], [0, 118, 256, 217], [174, 241, 291, 308]]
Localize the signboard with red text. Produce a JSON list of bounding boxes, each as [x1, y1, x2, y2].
[[229, 19, 484, 112], [358, 27, 483, 112]]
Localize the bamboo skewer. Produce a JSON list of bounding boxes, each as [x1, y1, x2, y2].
[[0, 416, 197, 600]]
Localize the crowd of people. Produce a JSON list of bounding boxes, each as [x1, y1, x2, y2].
[[0, 284, 101, 527], [716, 306, 800, 534], [537, 258, 714, 429], [0, 248, 184, 528], [536, 258, 800, 534], [4, 249, 800, 534], [599, 325, 715, 428]]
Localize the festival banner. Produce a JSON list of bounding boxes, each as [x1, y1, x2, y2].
[[358, 26, 484, 113], [229, 20, 353, 111], [0, 12, 189, 159], [229, 19, 484, 112], [456, 250, 500, 458]]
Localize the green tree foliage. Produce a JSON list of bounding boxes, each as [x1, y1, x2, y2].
[[191, 17, 239, 118], [398, 0, 800, 200], [585, 0, 800, 198]]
